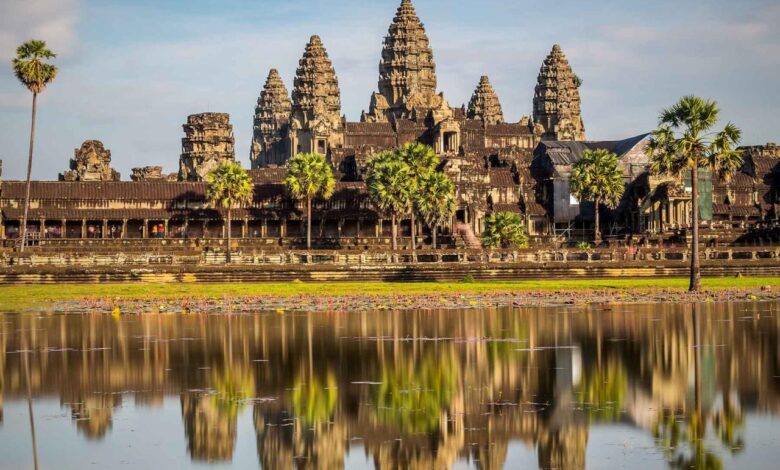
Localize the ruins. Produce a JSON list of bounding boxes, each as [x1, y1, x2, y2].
[[59, 140, 120, 182], [178, 113, 236, 182], [0, 0, 778, 249]]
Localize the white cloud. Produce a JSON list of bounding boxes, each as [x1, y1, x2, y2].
[[0, 0, 81, 60]]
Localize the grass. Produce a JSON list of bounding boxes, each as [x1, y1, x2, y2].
[[0, 277, 778, 311]]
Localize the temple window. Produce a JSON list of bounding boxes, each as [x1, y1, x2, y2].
[[317, 139, 326, 155]]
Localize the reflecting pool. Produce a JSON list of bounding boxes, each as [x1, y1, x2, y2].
[[1, 302, 779, 469]]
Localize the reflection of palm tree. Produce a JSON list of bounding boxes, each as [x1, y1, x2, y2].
[[374, 351, 459, 434], [577, 358, 627, 422], [22, 329, 39, 470], [290, 371, 337, 426], [651, 304, 736, 470]]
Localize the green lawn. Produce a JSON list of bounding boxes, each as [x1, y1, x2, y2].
[[1, 277, 778, 311]]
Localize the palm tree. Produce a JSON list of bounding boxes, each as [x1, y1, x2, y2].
[[206, 163, 254, 263], [366, 151, 415, 250], [646, 96, 743, 292], [284, 152, 336, 249], [569, 149, 625, 244], [397, 143, 438, 250], [415, 172, 456, 249], [482, 211, 529, 249], [12, 40, 57, 252]]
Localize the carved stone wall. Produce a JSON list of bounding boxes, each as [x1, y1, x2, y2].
[[533, 45, 586, 141], [178, 113, 235, 182], [467, 76, 504, 125], [130, 166, 164, 181], [60, 140, 120, 182], [251, 69, 292, 168]]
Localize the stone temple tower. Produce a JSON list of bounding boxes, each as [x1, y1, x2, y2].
[[366, 0, 441, 122], [289, 35, 343, 156], [178, 113, 236, 182], [533, 45, 586, 141], [467, 76, 504, 125], [251, 69, 292, 168]]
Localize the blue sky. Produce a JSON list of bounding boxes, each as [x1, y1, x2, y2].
[[1, 0, 779, 180]]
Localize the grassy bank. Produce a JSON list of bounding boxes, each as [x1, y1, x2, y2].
[[1, 277, 779, 311]]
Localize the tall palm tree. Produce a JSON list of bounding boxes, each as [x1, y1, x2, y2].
[[12, 40, 57, 252], [646, 96, 743, 292], [284, 152, 336, 249], [206, 162, 254, 263], [397, 143, 438, 250], [366, 151, 414, 250], [569, 149, 625, 244], [415, 172, 456, 249]]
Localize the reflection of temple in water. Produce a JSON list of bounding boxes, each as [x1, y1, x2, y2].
[[181, 391, 238, 462], [1, 301, 780, 468]]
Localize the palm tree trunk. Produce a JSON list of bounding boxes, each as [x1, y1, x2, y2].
[[690, 165, 701, 292], [307, 197, 312, 250], [410, 211, 417, 262], [20, 92, 38, 253], [432, 223, 438, 250], [594, 198, 601, 245], [391, 213, 397, 250], [226, 208, 232, 264], [411, 212, 416, 250]]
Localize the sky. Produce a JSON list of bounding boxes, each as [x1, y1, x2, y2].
[[0, 0, 779, 180]]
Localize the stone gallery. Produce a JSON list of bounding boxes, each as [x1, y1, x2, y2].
[[0, 0, 778, 247]]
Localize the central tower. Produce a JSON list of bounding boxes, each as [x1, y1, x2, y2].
[[365, 0, 441, 122]]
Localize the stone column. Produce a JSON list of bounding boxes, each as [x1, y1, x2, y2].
[[242, 218, 248, 239], [39, 218, 46, 239], [376, 219, 382, 238], [163, 219, 169, 238], [261, 219, 267, 238], [102, 219, 108, 239], [182, 218, 188, 238], [142, 219, 149, 238], [122, 219, 128, 239], [280, 218, 287, 238], [61, 219, 66, 239], [81, 219, 87, 239]]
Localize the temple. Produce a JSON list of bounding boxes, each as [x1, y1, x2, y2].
[[0, 0, 778, 248]]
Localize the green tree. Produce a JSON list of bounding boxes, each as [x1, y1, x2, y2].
[[482, 211, 528, 249], [646, 96, 743, 292], [284, 152, 336, 250], [415, 171, 456, 249], [366, 151, 414, 250], [397, 143, 439, 251], [12, 40, 57, 252], [206, 163, 254, 263], [569, 149, 625, 244]]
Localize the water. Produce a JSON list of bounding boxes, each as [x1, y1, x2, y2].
[[1, 302, 779, 469]]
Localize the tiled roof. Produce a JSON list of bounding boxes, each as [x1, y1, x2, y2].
[[712, 204, 761, 217], [523, 200, 548, 216], [486, 123, 532, 136], [0, 181, 206, 201], [345, 122, 395, 135], [491, 203, 522, 213], [489, 169, 516, 187]]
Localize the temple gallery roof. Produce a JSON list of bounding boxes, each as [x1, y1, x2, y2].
[[533, 134, 650, 166]]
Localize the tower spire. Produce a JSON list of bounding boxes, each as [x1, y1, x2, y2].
[[369, 0, 439, 121], [251, 68, 292, 167], [467, 75, 504, 125], [291, 35, 341, 128], [532, 44, 586, 141]]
